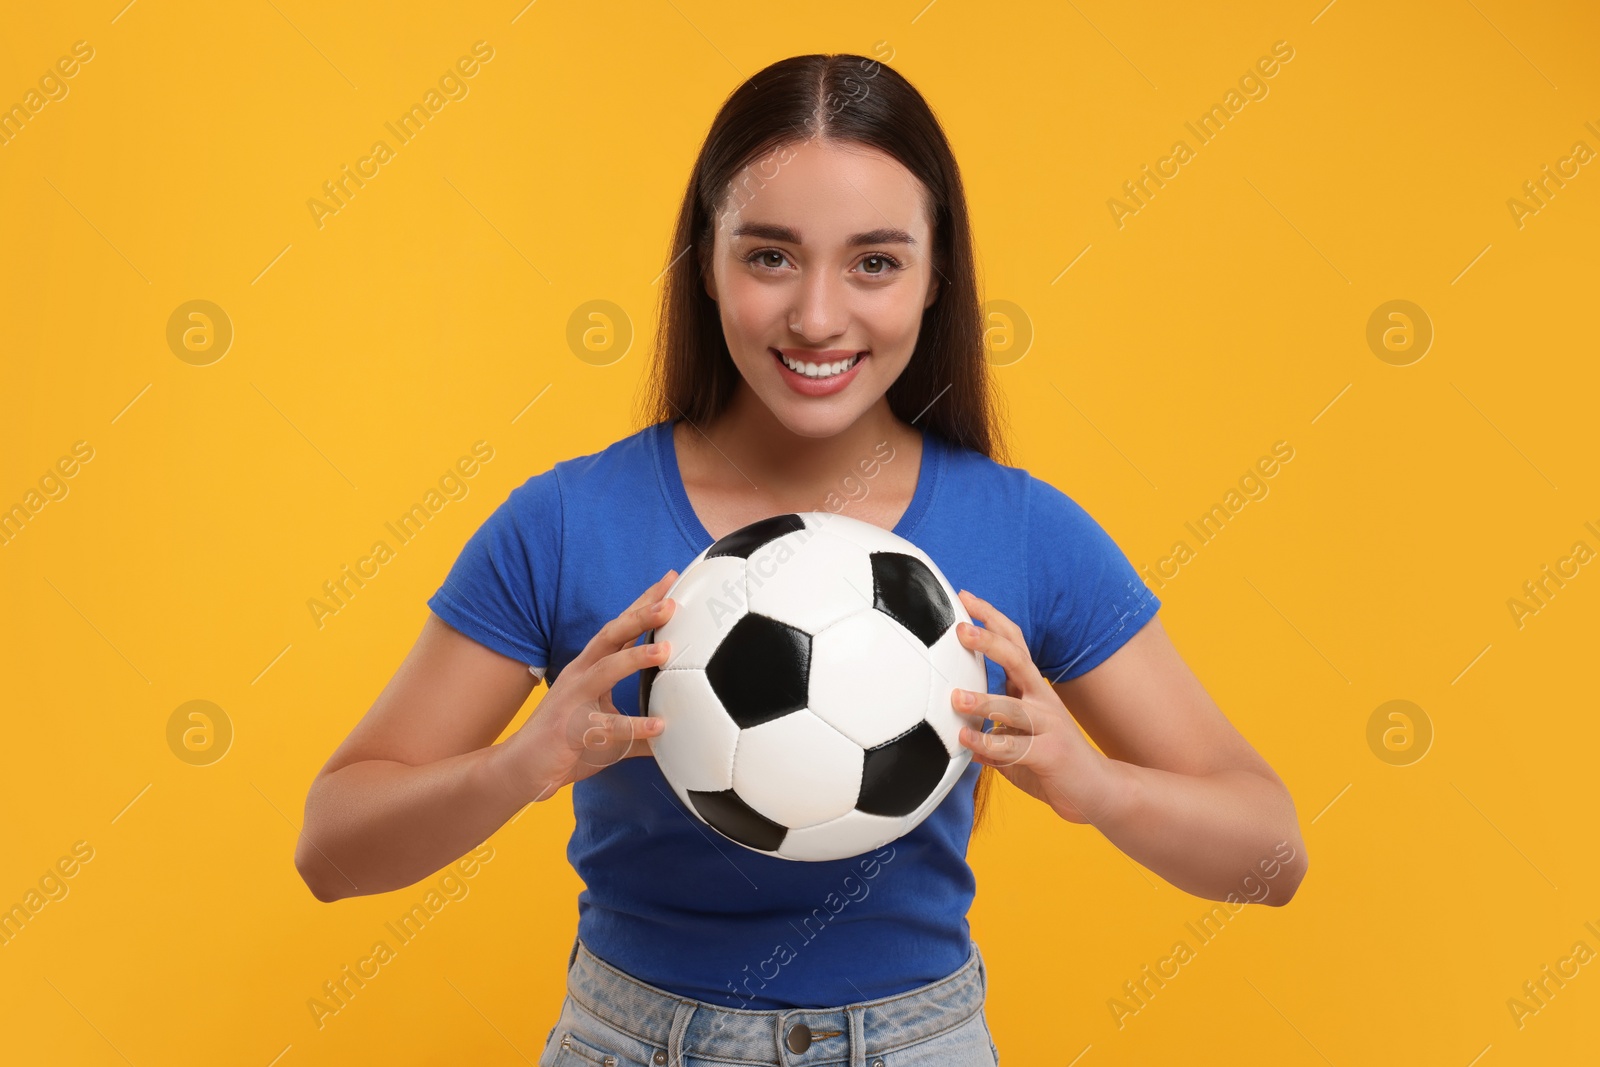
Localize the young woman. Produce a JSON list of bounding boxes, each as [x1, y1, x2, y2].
[[297, 53, 1307, 1066]]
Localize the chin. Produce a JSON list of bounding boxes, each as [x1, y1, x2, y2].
[[756, 394, 872, 437], [769, 407, 861, 439]]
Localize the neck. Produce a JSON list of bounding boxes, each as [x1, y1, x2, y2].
[[689, 384, 918, 499]]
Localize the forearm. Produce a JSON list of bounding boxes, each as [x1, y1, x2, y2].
[[295, 744, 528, 902], [1092, 762, 1307, 904]]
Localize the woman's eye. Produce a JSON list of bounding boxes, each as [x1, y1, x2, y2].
[[747, 249, 790, 270], [859, 254, 902, 275]]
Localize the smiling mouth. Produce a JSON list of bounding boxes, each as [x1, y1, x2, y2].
[[771, 348, 867, 379]]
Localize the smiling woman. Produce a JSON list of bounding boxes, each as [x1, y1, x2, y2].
[[296, 50, 1305, 1067]]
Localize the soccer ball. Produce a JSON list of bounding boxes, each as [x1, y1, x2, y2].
[[639, 511, 986, 862]]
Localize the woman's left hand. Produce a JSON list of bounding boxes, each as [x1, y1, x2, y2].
[[950, 590, 1121, 826]]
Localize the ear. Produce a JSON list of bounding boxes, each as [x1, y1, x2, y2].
[[703, 263, 718, 303], [923, 271, 939, 309]]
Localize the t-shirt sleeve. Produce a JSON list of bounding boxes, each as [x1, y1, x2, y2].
[[426, 468, 561, 673], [1026, 476, 1160, 682]]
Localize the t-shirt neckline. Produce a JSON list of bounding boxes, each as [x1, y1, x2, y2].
[[651, 418, 944, 553]]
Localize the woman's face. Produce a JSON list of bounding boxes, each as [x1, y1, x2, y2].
[[703, 138, 940, 439]]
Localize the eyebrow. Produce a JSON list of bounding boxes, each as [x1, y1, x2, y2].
[[729, 222, 918, 247]]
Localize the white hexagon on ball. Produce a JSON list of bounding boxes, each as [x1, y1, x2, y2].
[[745, 529, 874, 635], [645, 670, 738, 797], [732, 710, 863, 828], [807, 610, 931, 749], [778, 807, 903, 861]]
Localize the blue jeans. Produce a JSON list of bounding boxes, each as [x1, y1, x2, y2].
[[538, 935, 1000, 1066]]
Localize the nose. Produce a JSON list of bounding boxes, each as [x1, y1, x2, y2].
[[788, 270, 850, 342]]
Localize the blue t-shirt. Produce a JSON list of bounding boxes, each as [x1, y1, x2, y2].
[[427, 418, 1160, 1008]]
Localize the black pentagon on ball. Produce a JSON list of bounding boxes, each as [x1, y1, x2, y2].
[[705, 513, 806, 560], [856, 721, 950, 818], [689, 788, 788, 852], [869, 552, 956, 647], [704, 614, 811, 728]]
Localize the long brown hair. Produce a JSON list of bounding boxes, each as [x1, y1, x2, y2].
[[634, 54, 1012, 835]]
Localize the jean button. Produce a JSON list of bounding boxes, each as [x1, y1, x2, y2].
[[786, 1023, 812, 1053], [653, 1054, 667, 1066]]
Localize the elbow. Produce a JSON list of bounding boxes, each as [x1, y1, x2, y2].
[[301, 877, 342, 904], [1265, 875, 1303, 907], [1265, 840, 1308, 907], [294, 783, 348, 903], [294, 830, 343, 903], [1238, 795, 1308, 907], [1264, 780, 1308, 906], [297, 863, 343, 903]]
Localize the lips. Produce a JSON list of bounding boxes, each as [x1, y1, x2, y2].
[[771, 348, 866, 376], [769, 347, 869, 396]]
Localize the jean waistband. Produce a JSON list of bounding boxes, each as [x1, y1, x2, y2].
[[563, 935, 987, 1064]]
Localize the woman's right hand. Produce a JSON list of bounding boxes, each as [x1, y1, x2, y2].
[[491, 569, 679, 805]]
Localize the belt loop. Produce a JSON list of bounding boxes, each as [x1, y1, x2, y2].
[[567, 933, 580, 973], [848, 1002, 867, 1067], [668, 1000, 696, 1062]]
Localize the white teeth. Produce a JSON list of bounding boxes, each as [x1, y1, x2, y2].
[[777, 352, 862, 378]]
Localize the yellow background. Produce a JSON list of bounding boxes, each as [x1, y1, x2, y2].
[[3, 0, 1597, 1063]]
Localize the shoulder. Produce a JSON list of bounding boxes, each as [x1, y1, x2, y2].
[[928, 432, 1030, 508], [504, 422, 662, 511], [930, 432, 1118, 530], [1024, 471, 1097, 531], [549, 421, 660, 479]]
